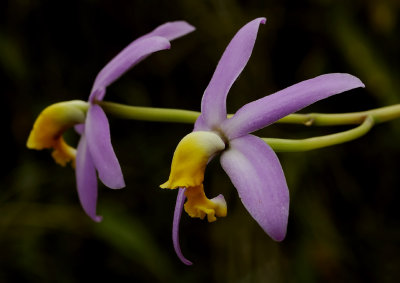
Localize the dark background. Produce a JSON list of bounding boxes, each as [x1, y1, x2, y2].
[[1, 0, 399, 282]]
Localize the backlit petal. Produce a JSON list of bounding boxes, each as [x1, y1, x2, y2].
[[172, 188, 193, 265], [76, 133, 102, 222], [85, 104, 125, 189], [220, 134, 289, 241], [222, 73, 365, 139], [196, 17, 266, 130], [90, 36, 171, 101], [135, 21, 195, 42]]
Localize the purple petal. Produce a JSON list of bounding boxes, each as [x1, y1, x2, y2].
[[193, 114, 209, 131], [74, 123, 85, 135], [220, 134, 289, 241], [195, 17, 266, 130], [85, 104, 125, 189], [221, 73, 365, 139], [172, 188, 193, 265], [76, 133, 102, 222], [135, 21, 195, 42], [89, 36, 171, 101]]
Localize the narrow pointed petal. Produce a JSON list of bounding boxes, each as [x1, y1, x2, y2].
[[85, 104, 125, 189], [89, 36, 171, 101], [220, 134, 289, 241], [222, 73, 365, 139], [76, 134, 102, 222], [196, 18, 266, 130], [173, 188, 193, 265], [136, 21, 195, 42]]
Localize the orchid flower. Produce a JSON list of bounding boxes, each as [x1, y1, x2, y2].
[[161, 18, 364, 265], [27, 21, 195, 221]]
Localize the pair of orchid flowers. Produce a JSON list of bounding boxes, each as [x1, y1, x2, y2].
[[27, 18, 364, 265]]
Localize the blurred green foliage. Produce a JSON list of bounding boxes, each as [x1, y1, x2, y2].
[[1, 0, 399, 282]]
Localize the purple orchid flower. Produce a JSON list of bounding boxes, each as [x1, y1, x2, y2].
[[160, 17, 364, 265], [77, 21, 196, 222], [27, 21, 195, 222]]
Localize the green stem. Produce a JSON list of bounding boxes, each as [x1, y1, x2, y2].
[[264, 116, 375, 152], [98, 101, 199, 124], [99, 101, 400, 126], [277, 104, 400, 126], [98, 101, 399, 152]]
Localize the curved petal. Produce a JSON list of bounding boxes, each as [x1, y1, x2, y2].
[[89, 36, 171, 101], [135, 21, 195, 42], [193, 114, 209, 131], [220, 134, 289, 241], [85, 104, 125, 189], [76, 134, 102, 222], [196, 17, 266, 130], [221, 73, 365, 139], [172, 188, 193, 265]]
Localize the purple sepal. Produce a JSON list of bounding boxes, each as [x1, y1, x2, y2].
[[85, 104, 125, 189], [173, 188, 193, 265], [76, 133, 103, 222], [220, 134, 289, 241], [196, 17, 266, 130], [222, 73, 365, 139]]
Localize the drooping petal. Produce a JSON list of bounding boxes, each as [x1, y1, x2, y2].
[[195, 17, 266, 130], [135, 21, 195, 42], [221, 73, 365, 139], [172, 188, 193, 265], [89, 36, 171, 101], [85, 104, 125, 189], [220, 134, 289, 241], [76, 133, 102, 222]]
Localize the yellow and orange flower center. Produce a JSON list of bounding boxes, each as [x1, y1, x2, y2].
[[26, 100, 88, 167], [160, 131, 227, 222], [184, 184, 227, 222]]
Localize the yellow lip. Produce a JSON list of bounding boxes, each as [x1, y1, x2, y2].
[[27, 100, 88, 167], [161, 131, 227, 222]]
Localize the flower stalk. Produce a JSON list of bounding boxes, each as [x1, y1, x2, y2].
[[98, 101, 199, 124], [264, 116, 375, 152], [278, 104, 400, 125], [99, 101, 398, 152], [99, 101, 400, 126]]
